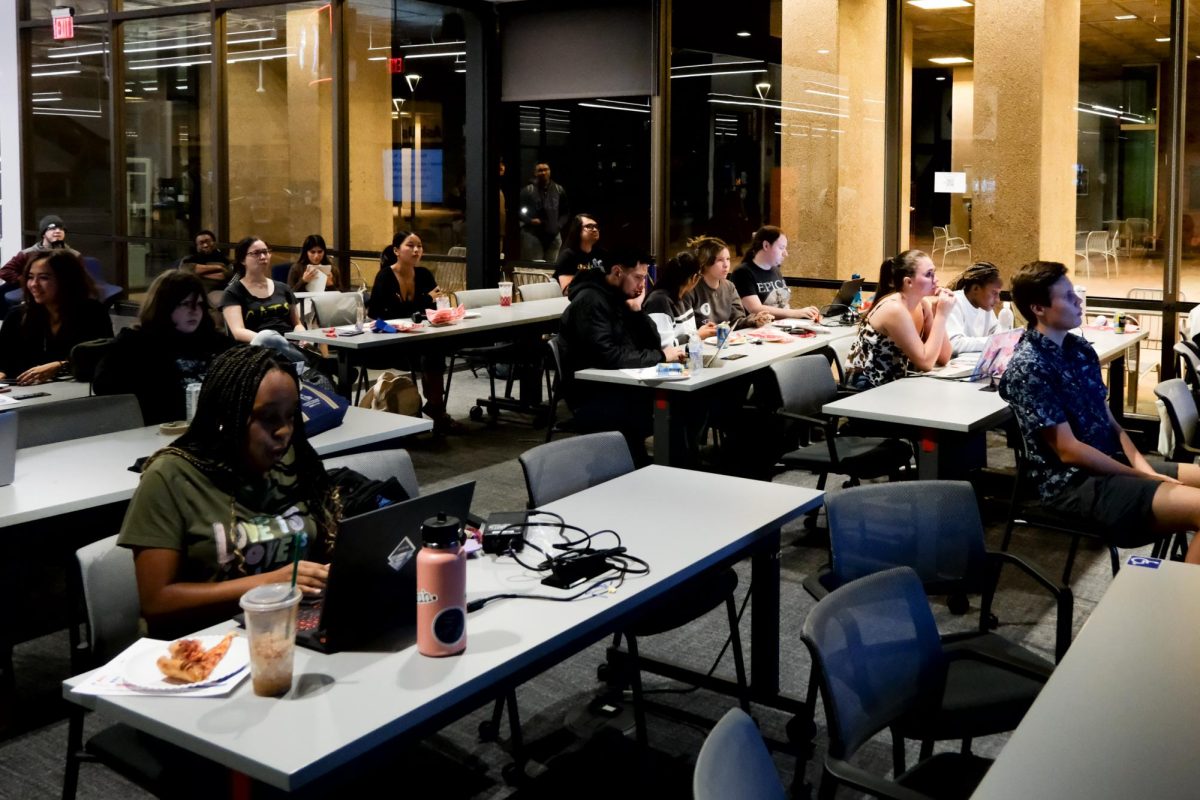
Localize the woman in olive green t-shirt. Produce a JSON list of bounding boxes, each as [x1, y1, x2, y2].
[[117, 345, 340, 637]]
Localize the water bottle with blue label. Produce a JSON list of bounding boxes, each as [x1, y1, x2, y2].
[[688, 336, 703, 372], [850, 273, 863, 315]]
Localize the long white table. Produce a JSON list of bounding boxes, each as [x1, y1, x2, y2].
[[972, 557, 1200, 799], [575, 325, 858, 465], [64, 466, 822, 792], [0, 379, 91, 409], [0, 407, 431, 527], [287, 297, 569, 399], [822, 327, 1148, 478]]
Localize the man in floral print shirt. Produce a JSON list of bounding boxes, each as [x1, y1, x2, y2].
[[1000, 260, 1200, 561]]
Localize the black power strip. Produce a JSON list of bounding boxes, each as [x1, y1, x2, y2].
[[541, 548, 626, 589]]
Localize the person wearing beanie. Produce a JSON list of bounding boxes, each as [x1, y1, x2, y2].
[[0, 215, 81, 307]]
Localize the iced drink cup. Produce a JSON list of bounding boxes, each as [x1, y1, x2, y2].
[[239, 583, 301, 697], [498, 281, 513, 307]]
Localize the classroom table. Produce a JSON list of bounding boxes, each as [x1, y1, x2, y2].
[[0, 407, 431, 528], [286, 296, 568, 400], [822, 327, 1149, 479], [971, 557, 1200, 799], [0, 378, 91, 409], [574, 324, 858, 466], [64, 466, 823, 793]]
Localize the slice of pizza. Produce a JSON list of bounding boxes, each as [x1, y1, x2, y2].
[[156, 632, 236, 684]]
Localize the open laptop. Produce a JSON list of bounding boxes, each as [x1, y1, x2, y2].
[[831, 277, 864, 311], [294, 480, 476, 653], [968, 328, 1024, 386]]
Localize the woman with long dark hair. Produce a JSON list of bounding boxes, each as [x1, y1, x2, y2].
[[117, 346, 340, 637], [553, 213, 603, 291], [729, 226, 821, 321], [643, 251, 717, 345], [286, 233, 343, 292], [845, 249, 955, 389], [0, 250, 112, 384], [367, 230, 460, 433], [94, 270, 233, 423]]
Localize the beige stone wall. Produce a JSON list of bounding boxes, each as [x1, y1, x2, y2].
[[345, 6, 394, 251], [971, 0, 1079, 279], [781, 0, 886, 283], [950, 67, 974, 243]]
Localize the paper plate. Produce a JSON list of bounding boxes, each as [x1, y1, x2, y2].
[[121, 635, 249, 692], [703, 335, 747, 347]]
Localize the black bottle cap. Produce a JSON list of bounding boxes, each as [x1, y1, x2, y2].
[[422, 512, 461, 548]]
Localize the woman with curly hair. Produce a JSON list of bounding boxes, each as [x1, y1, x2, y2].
[[0, 250, 112, 384], [117, 345, 341, 637]]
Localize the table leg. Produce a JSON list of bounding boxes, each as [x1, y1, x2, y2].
[[750, 528, 782, 699], [916, 430, 987, 479], [652, 390, 676, 466], [1108, 353, 1127, 422], [335, 352, 355, 399]]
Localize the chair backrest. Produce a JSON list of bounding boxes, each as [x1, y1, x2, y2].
[[519, 431, 634, 507], [1127, 288, 1164, 352], [1086, 230, 1109, 251], [447, 246, 467, 258], [307, 291, 363, 328], [270, 263, 291, 283], [693, 708, 786, 800], [426, 260, 467, 296], [769, 355, 837, 416], [1154, 379, 1199, 460], [512, 267, 555, 287], [17, 394, 144, 448], [347, 258, 377, 291], [824, 335, 855, 385], [322, 448, 419, 499], [518, 281, 563, 302], [826, 481, 989, 593], [454, 287, 502, 308], [801, 566, 944, 760], [74, 535, 140, 667], [1175, 341, 1200, 388]]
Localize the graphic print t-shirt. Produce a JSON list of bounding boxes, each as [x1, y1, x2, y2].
[[220, 280, 297, 335], [730, 262, 791, 309], [117, 452, 317, 583]]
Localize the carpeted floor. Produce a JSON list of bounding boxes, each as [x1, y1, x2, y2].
[[0, 369, 1156, 799]]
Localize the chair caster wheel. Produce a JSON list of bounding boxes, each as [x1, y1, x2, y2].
[[985, 612, 999, 630], [803, 514, 819, 531], [469, 405, 485, 421], [785, 714, 817, 745], [478, 719, 499, 742], [947, 593, 970, 615], [501, 762, 526, 785], [597, 662, 614, 682]]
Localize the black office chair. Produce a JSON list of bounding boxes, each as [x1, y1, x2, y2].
[[1155, 379, 1200, 463], [540, 335, 582, 442], [518, 432, 749, 746], [793, 481, 1070, 786], [803, 568, 995, 800]]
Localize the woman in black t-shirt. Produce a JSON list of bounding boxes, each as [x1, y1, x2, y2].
[[553, 213, 603, 291]]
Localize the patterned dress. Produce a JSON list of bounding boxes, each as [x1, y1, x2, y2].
[[846, 313, 911, 390]]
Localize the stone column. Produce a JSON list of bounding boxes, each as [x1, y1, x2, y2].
[[971, 0, 1080, 276], [780, 0, 887, 289], [950, 67, 973, 245]]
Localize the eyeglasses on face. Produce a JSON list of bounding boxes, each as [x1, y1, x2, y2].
[[248, 249, 272, 259], [582, 224, 599, 231]]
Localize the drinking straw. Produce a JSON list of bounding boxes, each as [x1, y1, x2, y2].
[[290, 531, 301, 589]]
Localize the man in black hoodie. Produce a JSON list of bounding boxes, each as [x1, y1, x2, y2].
[[559, 246, 685, 463]]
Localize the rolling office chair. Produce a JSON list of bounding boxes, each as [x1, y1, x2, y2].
[[693, 708, 786, 800]]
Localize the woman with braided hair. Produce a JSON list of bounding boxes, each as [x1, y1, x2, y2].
[[945, 261, 1003, 355], [118, 345, 340, 637]]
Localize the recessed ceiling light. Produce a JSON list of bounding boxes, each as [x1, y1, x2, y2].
[[1156, 37, 1171, 42], [929, 56, 972, 65], [936, 76, 946, 81], [817, 48, 830, 54], [908, 0, 972, 8], [1115, 14, 1137, 20], [736, 31, 751, 37]]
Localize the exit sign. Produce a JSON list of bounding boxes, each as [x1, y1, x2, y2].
[[51, 7, 74, 41], [389, 57, 403, 74]]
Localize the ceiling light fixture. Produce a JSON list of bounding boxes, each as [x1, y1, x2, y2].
[[1114, 14, 1136, 20], [936, 76, 946, 81], [908, 0, 972, 8], [1156, 37, 1171, 42], [929, 56, 972, 65], [736, 31, 751, 37], [817, 49, 830, 54], [755, 82, 771, 99]]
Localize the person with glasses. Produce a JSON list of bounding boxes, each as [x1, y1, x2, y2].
[[220, 236, 307, 362], [95, 270, 232, 424], [553, 213, 604, 291]]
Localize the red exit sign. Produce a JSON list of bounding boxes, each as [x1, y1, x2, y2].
[[389, 57, 403, 74], [52, 7, 75, 41]]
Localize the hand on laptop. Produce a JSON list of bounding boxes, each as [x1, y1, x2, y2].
[[270, 560, 330, 594]]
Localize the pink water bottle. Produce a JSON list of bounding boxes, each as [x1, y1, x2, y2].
[[416, 512, 467, 656]]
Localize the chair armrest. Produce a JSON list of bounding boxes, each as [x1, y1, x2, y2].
[[985, 550, 1074, 662], [776, 409, 827, 428], [801, 567, 834, 602], [942, 644, 1053, 683], [946, 237, 967, 247], [825, 757, 931, 800]]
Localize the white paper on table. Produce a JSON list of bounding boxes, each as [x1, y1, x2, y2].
[[71, 637, 247, 698], [0, 394, 17, 407]]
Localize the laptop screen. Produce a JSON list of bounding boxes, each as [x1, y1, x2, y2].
[[831, 277, 864, 310], [969, 329, 1024, 383]]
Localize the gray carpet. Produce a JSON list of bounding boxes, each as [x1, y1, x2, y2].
[[0, 370, 1155, 799]]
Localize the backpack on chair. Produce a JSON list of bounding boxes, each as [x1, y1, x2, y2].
[[359, 371, 422, 417]]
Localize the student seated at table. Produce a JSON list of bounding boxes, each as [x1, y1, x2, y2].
[[559, 246, 686, 463], [178, 229, 233, 294], [686, 235, 772, 330], [94, 271, 233, 424], [1000, 260, 1200, 563], [117, 346, 339, 637], [845, 249, 954, 390], [366, 230, 460, 434], [220, 236, 308, 365], [643, 251, 717, 346], [553, 213, 605, 291], [0, 251, 113, 385], [730, 226, 821, 322], [946, 261, 1003, 355], [286, 233, 343, 293]]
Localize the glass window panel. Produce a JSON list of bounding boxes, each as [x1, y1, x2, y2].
[[27, 24, 113, 238], [25, 0, 108, 21], [119, 0, 206, 11], [346, 0, 469, 255], [226, 2, 333, 255], [123, 14, 214, 290]]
